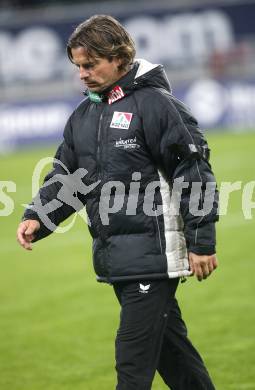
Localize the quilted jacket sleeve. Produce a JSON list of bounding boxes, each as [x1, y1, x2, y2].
[[22, 113, 84, 242], [141, 89, 219, 255]]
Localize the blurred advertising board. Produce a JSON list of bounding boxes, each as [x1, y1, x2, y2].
[[0, 1, 255, 86], [0, 100, 74, 151], [1, 0, 255, 151]]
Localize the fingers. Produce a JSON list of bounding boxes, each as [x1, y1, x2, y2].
[[25, 225, 36, 235], [189, 256, 203, 281], [200, 262, 210, 279], [212, 256, 218, 269], [17, 223, 32, 250], [208, 259, 215, 273], [189, 253, 218, 282], [16, 220, 39, 251]]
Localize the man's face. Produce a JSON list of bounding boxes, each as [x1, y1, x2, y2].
[[71, 46, 125, 93]]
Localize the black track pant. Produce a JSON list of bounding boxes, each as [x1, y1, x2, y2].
[[113, 278, 215, 390]]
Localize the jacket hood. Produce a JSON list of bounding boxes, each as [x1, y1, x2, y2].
[[132, 59, 172, 93]]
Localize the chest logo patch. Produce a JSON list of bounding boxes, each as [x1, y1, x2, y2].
[[110, 111, 133, 130]]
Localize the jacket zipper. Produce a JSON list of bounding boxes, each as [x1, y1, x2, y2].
[[96, 111, 104, 180], [153, 201, 163, 254], [96, 108, 108, 247]]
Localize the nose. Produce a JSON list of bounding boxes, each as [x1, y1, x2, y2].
[[79, 67, 90, 80]]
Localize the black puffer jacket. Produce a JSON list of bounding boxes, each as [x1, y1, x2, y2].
[[23, 59, 219, 283]]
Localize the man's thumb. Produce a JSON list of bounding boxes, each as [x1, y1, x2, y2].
[[25, 223, 37, 235]]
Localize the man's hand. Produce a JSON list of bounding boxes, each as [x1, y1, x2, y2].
[[188, 252, 218, 281], [17, 220, 40, 250]]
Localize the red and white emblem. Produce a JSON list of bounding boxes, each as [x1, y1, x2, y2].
[[110, 112, 133, 129], [108, 85, 125, 104]]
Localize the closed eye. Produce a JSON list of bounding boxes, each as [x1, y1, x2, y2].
[[75, 62, 95, 70], [82, 63, 95, 70]]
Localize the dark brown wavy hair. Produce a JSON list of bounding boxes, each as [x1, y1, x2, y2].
[[67, 15, 136, 71]]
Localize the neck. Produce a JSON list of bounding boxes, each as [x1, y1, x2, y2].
[[106, 65, 132, 93]]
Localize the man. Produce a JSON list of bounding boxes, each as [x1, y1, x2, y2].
[[17, 15, 218, 390]]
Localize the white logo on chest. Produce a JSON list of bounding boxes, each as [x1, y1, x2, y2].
[[114, 137, 140, 150]]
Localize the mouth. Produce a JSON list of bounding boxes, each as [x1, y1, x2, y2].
[[85, 82, 98, 88]]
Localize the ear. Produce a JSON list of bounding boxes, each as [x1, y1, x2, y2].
[[116, 57, 122, 66], [113, 56, 123, 69]]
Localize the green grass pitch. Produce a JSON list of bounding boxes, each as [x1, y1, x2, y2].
[[0, 131, 254, 389]]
